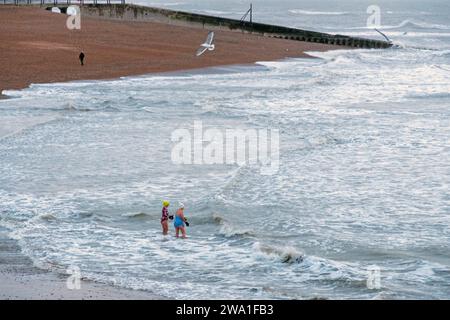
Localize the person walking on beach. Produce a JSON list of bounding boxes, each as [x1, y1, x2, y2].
[[161, 200, 173, 235], [79, 51, 85, 66], [174, 203, 189, 239]]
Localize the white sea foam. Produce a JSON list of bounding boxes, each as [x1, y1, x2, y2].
[[1, 0, 450, 300]]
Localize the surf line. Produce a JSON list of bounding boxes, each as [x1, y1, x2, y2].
[[176, 304, 210, 318]]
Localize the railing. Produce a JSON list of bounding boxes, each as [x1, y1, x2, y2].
[[1, 0, 125, 5]]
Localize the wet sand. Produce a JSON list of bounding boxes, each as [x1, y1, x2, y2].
[[0, 5, 340, 94], [0, 226, 164, 300]]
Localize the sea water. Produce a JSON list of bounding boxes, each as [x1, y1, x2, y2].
[[1, 0, 449, 299]]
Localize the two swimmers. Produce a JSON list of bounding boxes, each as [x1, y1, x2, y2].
[[161, 200, 189, 238]]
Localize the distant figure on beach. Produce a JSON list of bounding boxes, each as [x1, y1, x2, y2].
[[161, 200, 173, 235], [174, 203, 189, 239], [79, 51, 85, 66]]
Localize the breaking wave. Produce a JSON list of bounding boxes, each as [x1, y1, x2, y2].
[[121, 212, 152, 219], [289, 9, 349, 16], [339, 20, 450, 31], [217, 223, 255, 239], [255, 242, 305, 264]]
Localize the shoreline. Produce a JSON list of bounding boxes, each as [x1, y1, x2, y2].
[[0, 226, 165, 300], [0, 5, 343, 94], [2, 60, 285, 97]]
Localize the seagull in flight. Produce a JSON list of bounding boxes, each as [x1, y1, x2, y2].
[[196, 31, 215, 57]]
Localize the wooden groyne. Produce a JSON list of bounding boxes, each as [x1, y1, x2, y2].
[[77, 4, 392, 49], [1, 2, 392, 49]]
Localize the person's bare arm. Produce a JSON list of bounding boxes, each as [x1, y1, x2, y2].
[[182, 212, 190, 226]]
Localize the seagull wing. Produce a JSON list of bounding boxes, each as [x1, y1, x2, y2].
[[206, 31, 214, 45], [196, 45, 208, 57]]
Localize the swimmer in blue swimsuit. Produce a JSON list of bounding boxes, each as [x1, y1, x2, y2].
[[174, 203, 187, 239]]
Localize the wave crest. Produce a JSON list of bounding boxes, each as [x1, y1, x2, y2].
[[255, 242, 304, 264], [121, 212, 151, 219], [38, 213, 57, 221], [289, 9, 348, 16], [341, 19, 450, 31], [218, 223, 255, 239]]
